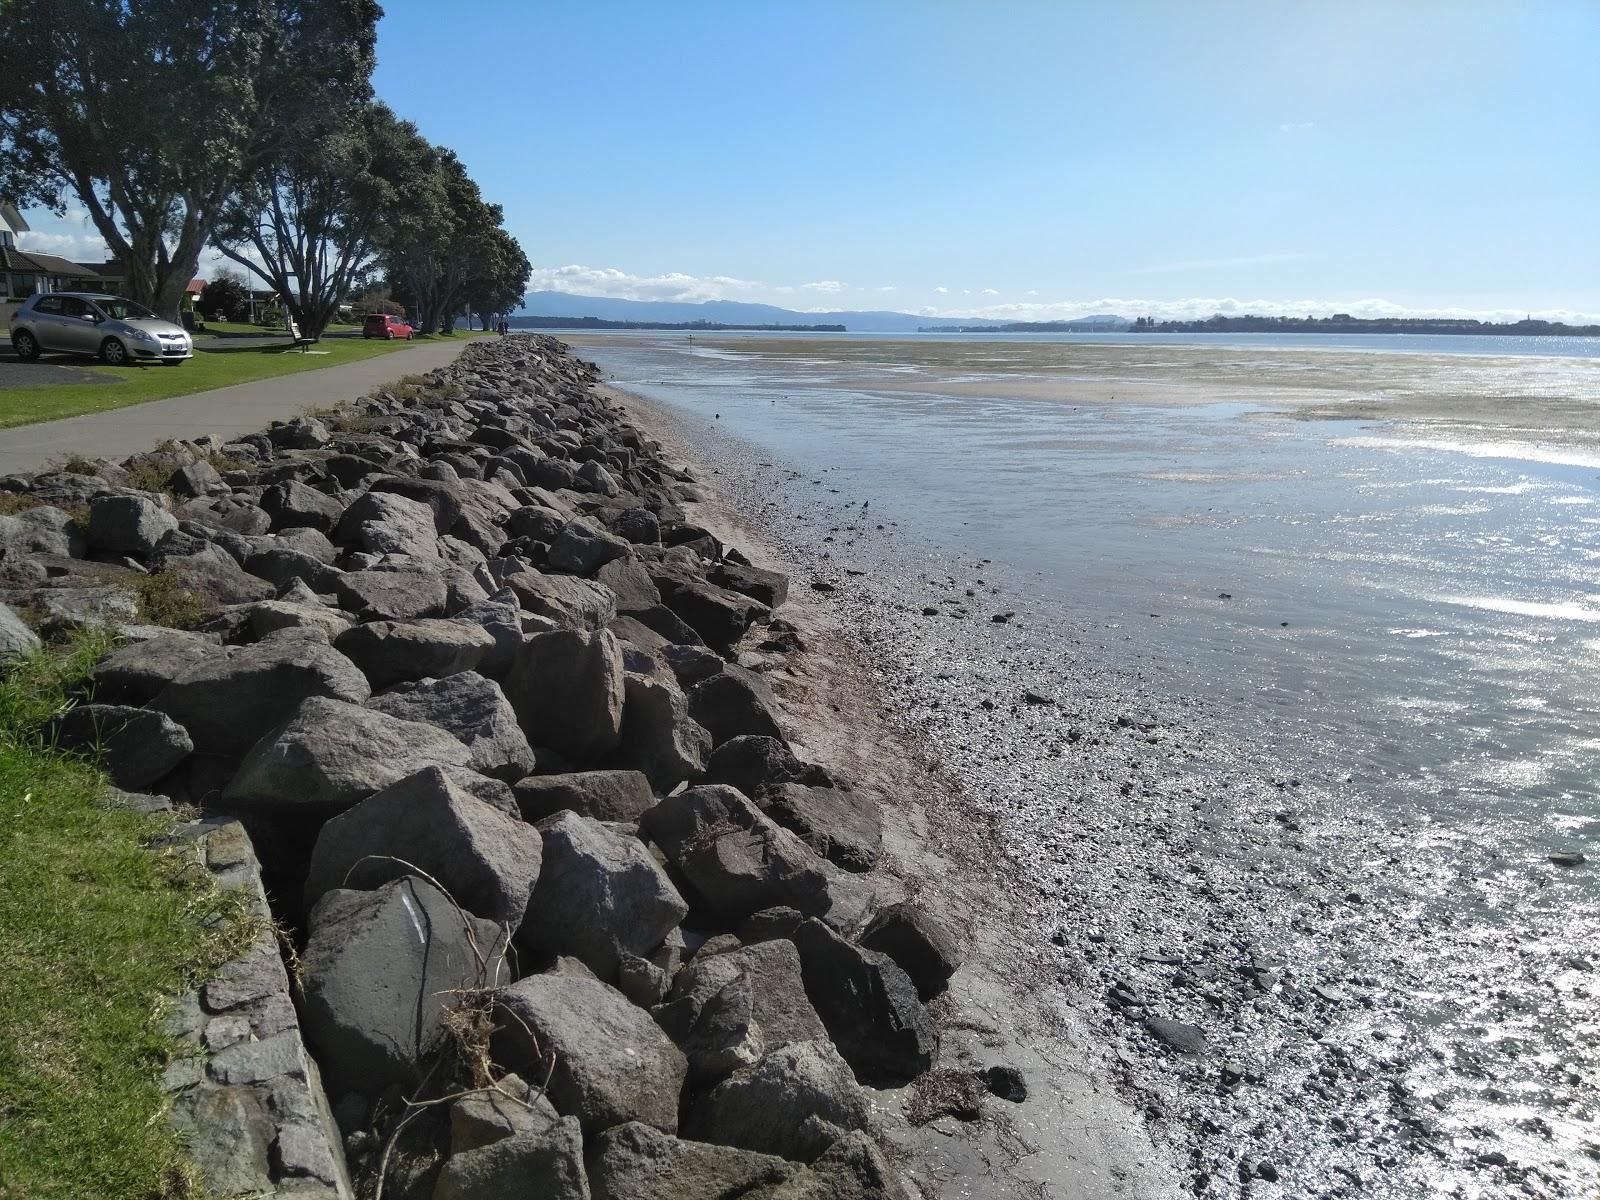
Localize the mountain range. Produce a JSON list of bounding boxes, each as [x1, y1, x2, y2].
[[513, 291, 1130, 333]]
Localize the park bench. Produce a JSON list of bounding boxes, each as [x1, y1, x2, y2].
[[283, 314, 316, 352]]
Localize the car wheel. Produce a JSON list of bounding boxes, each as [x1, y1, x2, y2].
[[405, 331, 413, 340], [363, 331, 371, 339], [12, 329, 40, 361], [100, 337, 129, 365]]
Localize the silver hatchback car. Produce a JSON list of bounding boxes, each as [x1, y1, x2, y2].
[[9, 292, 193, 366]]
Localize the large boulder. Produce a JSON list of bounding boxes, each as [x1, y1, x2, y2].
[[710, 561, 789, 609], [451, 590, 523, 679], [504, 628, 625, 761], [46, 703, 193, 789], [159, 545, 276, 611], [304, 766, 543, 929], [333, 565, 448, 621], [366, 672, 536, 782], [640, 786, 831, 924], [150, 635, 370, 757], [85, 493, 177, 557], [548, 518, 630, 576], [653, 574, 768, 656], [702, 736, 827, 802], [659, 939, 827, 1053], [334, 491, 440, 560], [448, 1073, 560, 1153], [0, 601, 40, 663], [685, 1040, 870, 1161], [586, 1122, 791, 1200], [511, 770, 655, 824], [617, 666, 711, 791], [334, 619, 495, 689], [858, 903, 962, 1002], [492, 974, 687, 1134], [765, 784, 882, 873], [260, 480, 344, 533], [90, 631, 218, 704], [245, 598, 352, 642], [222, 697, 473, 813], [653, 972, 763, 1082], [518, 811, 687, 979], [503, 570, 616, 632], [301, 876, 508, 1098], [686, 667, 785, 746], [432, 1121, 589, 1200], [788, 918, 938, 1083]]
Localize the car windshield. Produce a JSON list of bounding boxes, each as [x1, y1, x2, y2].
[[93, 298, 159, 321]]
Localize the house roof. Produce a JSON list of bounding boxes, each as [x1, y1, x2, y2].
[[0, 247, 104, 276], [0, 202, 29, 234], [185, 278, 205, 295]]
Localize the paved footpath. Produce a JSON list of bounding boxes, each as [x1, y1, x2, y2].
[[0, 338, 474, 477]]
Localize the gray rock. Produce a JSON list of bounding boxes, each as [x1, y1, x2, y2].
[[640, 786, 832, 924], [178, 495, 272, 537], [661, 939, 827, 1052], [305, 765, 543, 929], [243, 544, 343, 593], [766, 784, 882, 873], [47, 703, 193, 789], [789, 918, 938, 1083], [686, 1040, 869, 1161], [595, 558, 660, 612], [1146, 1015, 1208, 1057], [449, 1074, 560, 1154], [36, 585, 139, 635], [302, 876, 508, 1098], [606, 507, 660, 546], [858, 903, 962, 1002], [223, 697, 473, 813], [576, 460, 621, 496], [333, 565, 448, 621], [151, 636, 371, 757], [268, 417, 331, 450], [710, 560, 789, 609], [86, 493, 178, 557], [0, 504, 84, 556], [493, 973, 687, 1134], [655, 574, 768, 656], [91, 630, 218, 704], [617, 666, 712, 791], [548, 517, 630, 576], [261, 480, 344, 533], [451, 589, 523, 678], [586, 1122, 793, 1200], [654, 974, 763, 1082], [510, 770, 655, 824], [504, 569, 617, 631], [432, 1121, 589, 1200], [687, 667, 785, 746], [505, 628, 625, 762], [518, 811, 687, 979], [334, 619, 495, 689], [0, 601, 40, 663], [160, 545, 276, 610], [334, 491, 440, 560], [246, 598, 353, 642], [168, 458, 225, 498], [366, 672, 536, 782], [703, 735, 825, 802]]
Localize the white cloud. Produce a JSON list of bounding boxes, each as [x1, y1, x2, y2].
[[1134, 252, 1308, 275], [878, 285, 897, 292], [925, 295, 1600, 325], [526, 264, 764, 303], [1279, 121, 1315, 134], [802, 280, 846, 293], [934, 286, 949, 294], [980, 287, 999, 295]]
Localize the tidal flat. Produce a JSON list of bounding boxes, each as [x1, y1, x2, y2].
[[577, 332, 1600, 1199]]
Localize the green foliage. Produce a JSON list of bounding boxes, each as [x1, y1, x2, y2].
[[0, 633, 253, 1199], [197, 272, 251, 323], [132, 571, 204, 630]]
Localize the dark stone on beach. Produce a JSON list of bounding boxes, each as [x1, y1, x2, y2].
[[709, 560, 789, 609], [980, 1065, 1027, 1102], [608, 507, 660, 545], [504, 569, 617, 632], [686, 1039, 870, 1160], [639, 785, 832, 923], [1146, 1015, 1208, 1057], [661, 643, 725, 688], [618, 664, 712, 790], [703, 734, 826, 801], [655, 572, 768, 655], [91, 631, 217, 704], [333, 490, 440, 559], [304, 765, 543, 928], [766, 783, 881, 872], [596, 557, 660, 612], [586, 1122, 792, 1199], [789, 917, 938, 1083], [85, 493, 177, 557], [511, 769, 655, 824], [47, 703, 193, 789], [548, 516, 630, 575], [1548, 851, 1586, 867], [432, 1120, 587, 1200], [859, 902, 962, 1001], [332, 565, 448, 621], [260, 480, 343, 533], [687, 666, 784, 745]]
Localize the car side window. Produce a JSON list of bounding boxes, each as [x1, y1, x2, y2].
[[33, 297, 63, 316], [57, 298, 90, 320]]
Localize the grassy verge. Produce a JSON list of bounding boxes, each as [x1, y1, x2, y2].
[[0, 633, 251, 1199], [0, 331, 488, 430]]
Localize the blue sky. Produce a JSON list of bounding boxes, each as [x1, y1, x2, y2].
[[20, 0, 1600, 321]]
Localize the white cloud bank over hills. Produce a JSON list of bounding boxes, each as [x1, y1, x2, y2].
[[527, 263, 1599, 326]]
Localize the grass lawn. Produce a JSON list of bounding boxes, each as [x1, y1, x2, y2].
[[0, 332, 486, 430], [191, 319, 362, 338], [0, 634, 253, 1199]]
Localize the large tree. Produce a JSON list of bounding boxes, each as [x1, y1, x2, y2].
[[0, 0, 380, 321], [463, 225, 531, 333], [213, 101, 419, 339]]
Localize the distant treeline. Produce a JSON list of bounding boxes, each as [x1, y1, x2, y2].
[[920, 321, 1130, 333], [1129, 314, 1600, 336], [511, 316, 847, 332]]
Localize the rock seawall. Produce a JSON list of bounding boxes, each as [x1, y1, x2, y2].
[[0, 336, 973, 1198]]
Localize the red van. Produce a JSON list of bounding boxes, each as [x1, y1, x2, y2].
[[363, 313, 414, 340]]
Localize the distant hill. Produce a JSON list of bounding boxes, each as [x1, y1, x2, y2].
[[512, 291, 1042, 333]]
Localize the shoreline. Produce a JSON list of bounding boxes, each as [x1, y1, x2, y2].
[[601, 379, 1186, 1198]]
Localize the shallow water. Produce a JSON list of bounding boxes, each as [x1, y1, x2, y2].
[[578, 334, 1600, 1198]]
